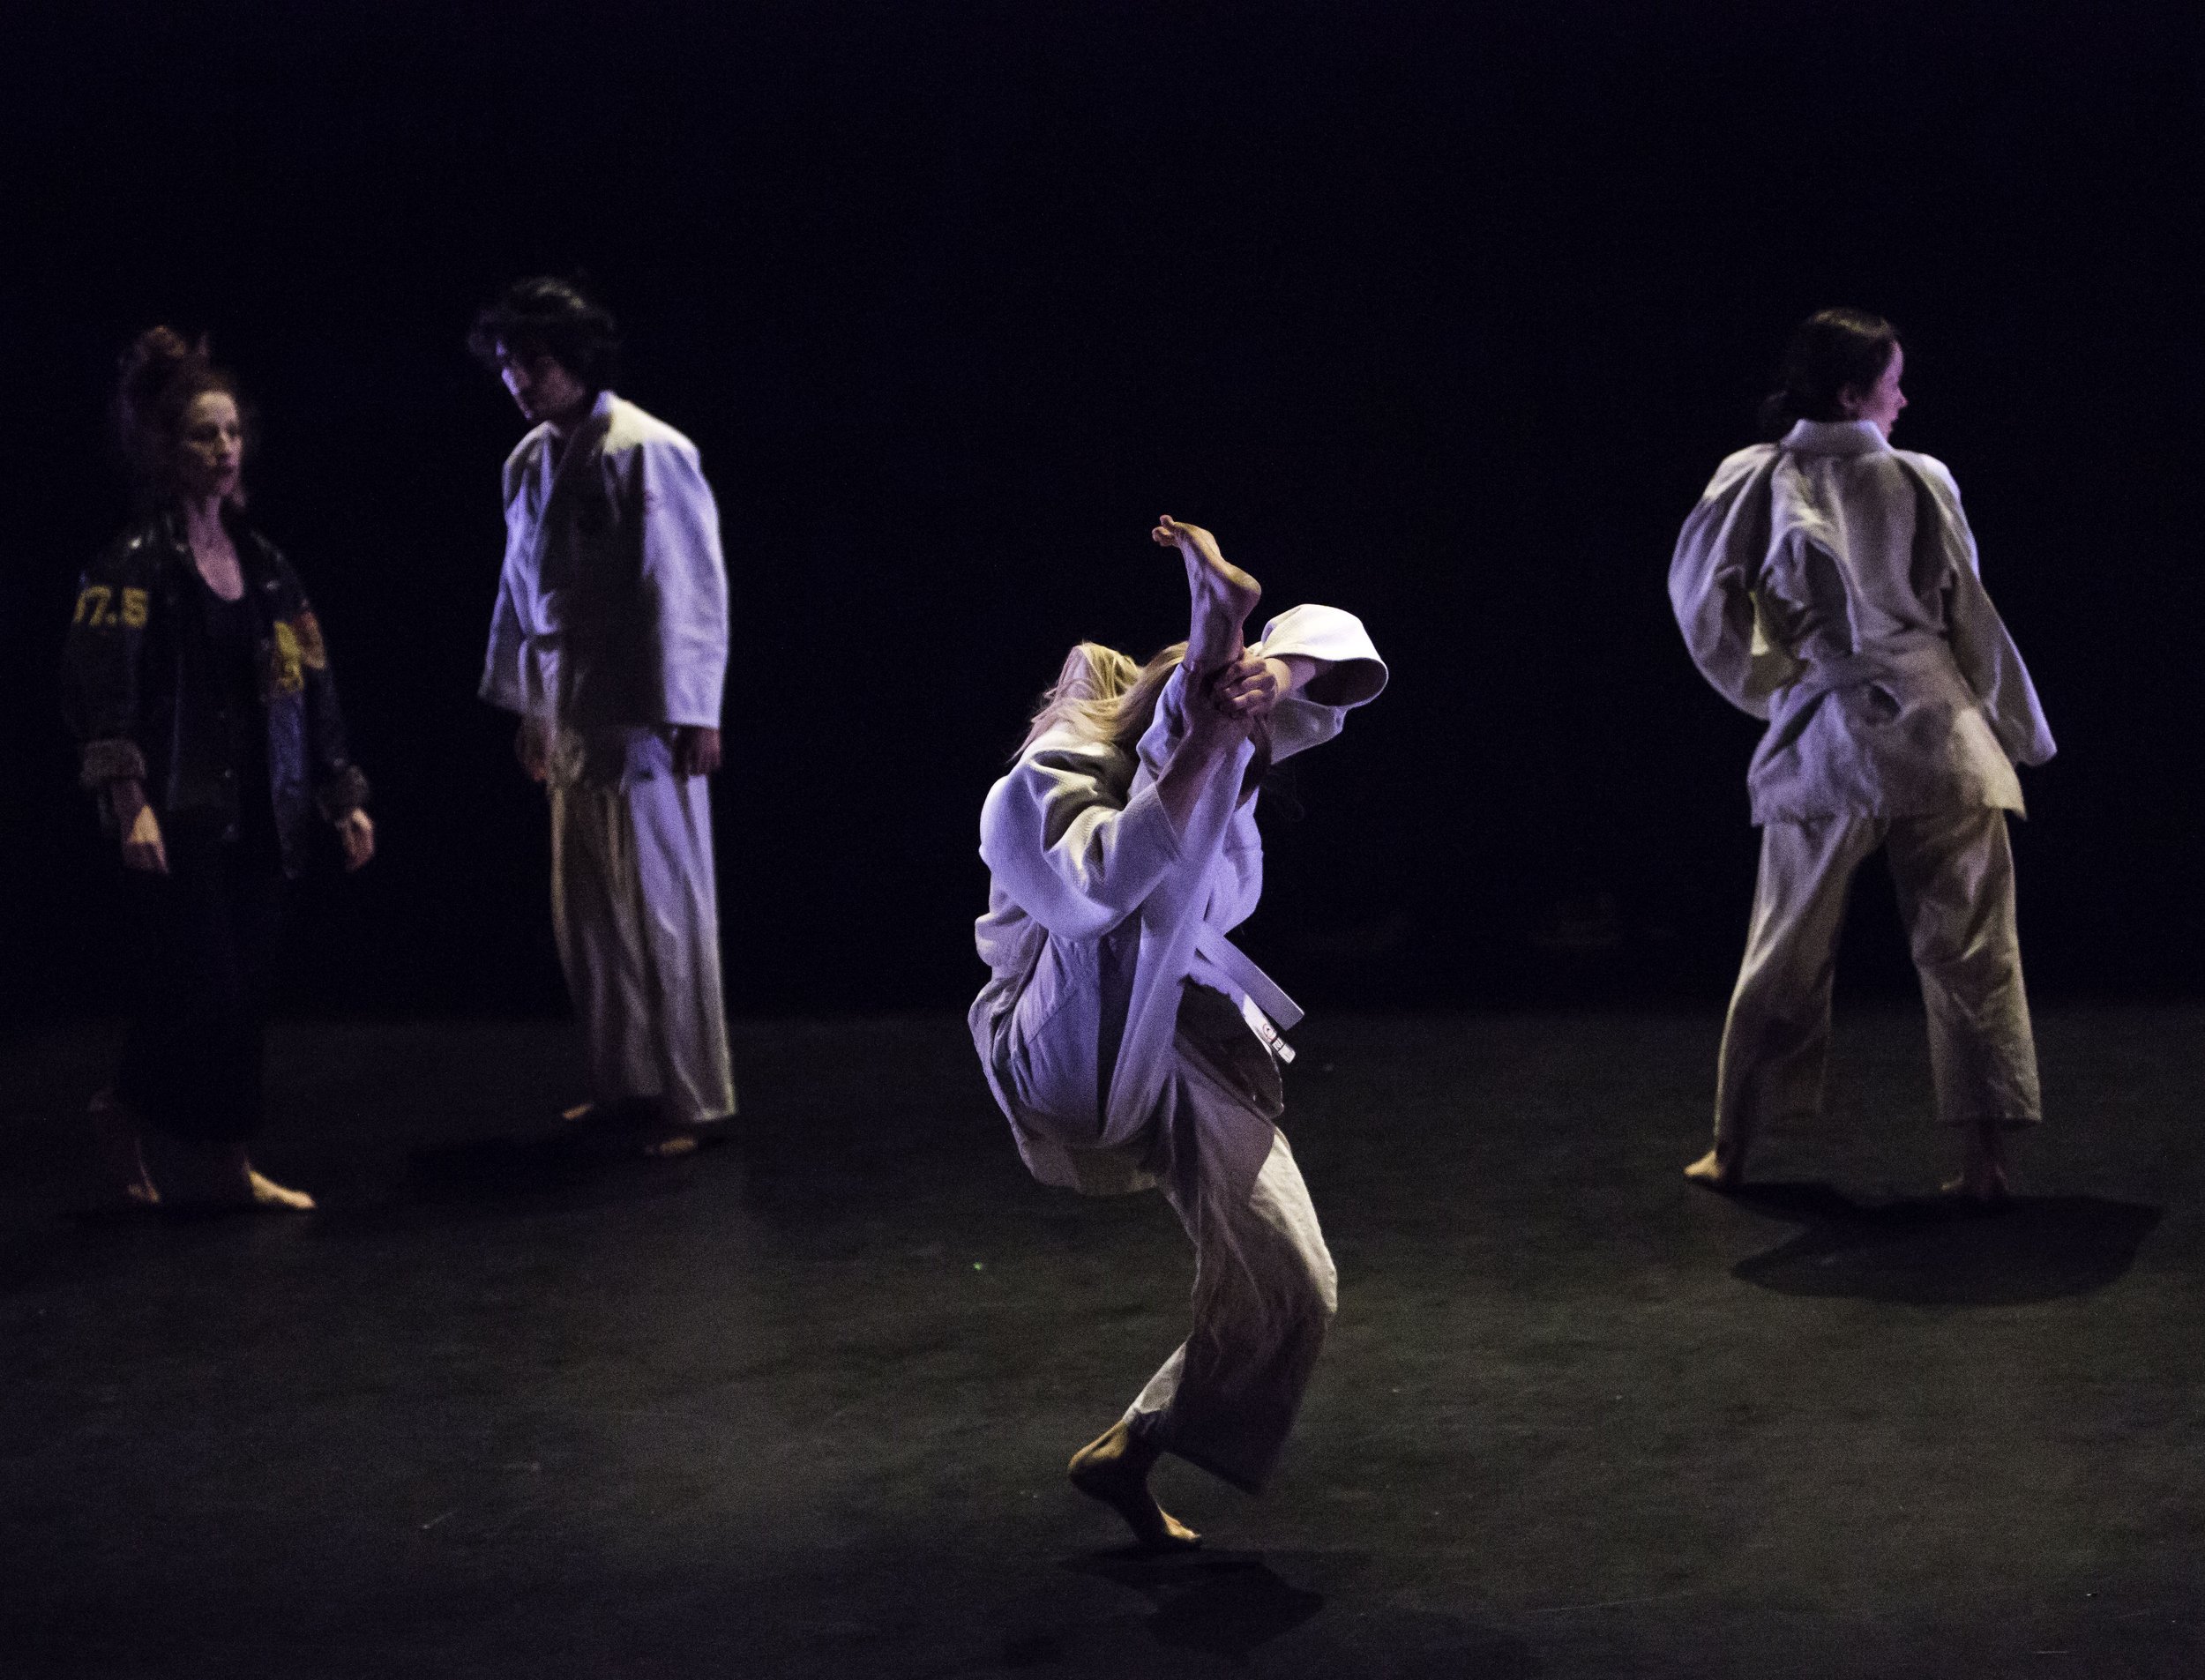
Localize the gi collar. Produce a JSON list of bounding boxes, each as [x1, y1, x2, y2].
[[1780, 418, 1891, 456]]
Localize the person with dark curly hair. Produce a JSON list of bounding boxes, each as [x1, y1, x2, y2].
[[64, 328, 376, 1210], [1669, 310, 2054, 1201], [470, 278, 735, 1156]]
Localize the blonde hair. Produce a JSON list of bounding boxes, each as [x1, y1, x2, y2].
[[1018, 639, 1188, 756]]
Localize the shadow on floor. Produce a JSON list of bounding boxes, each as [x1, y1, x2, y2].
[[1730, 1184, 2162, 1305], [1064, 1550, 1327, 1661], [1054, 1549, 1538, 1676], [403, 1125, 712, 1206]]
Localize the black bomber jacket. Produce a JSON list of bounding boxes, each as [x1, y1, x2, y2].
[[62, 507, 370, 878]]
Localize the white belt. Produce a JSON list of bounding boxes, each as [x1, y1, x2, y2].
[[1193, 928, 1304, 1064]]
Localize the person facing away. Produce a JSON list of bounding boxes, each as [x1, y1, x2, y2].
[[471, 277, 735, 1156], [1669, 307, 2055, 1200], [971, 516, 1387, 1549], [64, 327, 377, 1211]]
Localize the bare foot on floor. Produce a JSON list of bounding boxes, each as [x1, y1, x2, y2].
[[180, 1146, 314, 1213], [1069, 1419, 1201, 1552], [88, 1089, 159, 1207], [243, 1169, 317, 1212], [1153, 516, 1260, 672], [1942, 1124, 2013, 1206], [1684, 1147, 1743, 1191]]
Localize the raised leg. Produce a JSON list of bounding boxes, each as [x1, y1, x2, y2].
[[1153, 517, 1260, 677]]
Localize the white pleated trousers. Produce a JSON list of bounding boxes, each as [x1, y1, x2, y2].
[[1715, 805, 2039, 1150], [548, 729, 736, 1128]]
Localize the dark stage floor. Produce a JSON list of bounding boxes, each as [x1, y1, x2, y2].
[[4, 1006, 2201, 1678]]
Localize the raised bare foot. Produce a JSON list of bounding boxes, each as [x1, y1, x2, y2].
[[1152, 516, 1260, 672], [1068, 1419, 1200, 1552], [1684, 1147, 1744, 1190], [87, 1089, 159, 1207]]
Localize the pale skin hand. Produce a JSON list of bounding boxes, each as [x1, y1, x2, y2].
[[337, 809, 376, 871], [111, 780, 168, 875], [1212, 653, 1319, 722]]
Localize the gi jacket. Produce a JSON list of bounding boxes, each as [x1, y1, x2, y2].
[[481, 391, 729, 735], [62, 508, 370, 877], [971, 605, 1387, 1194], [1670, 418, 2054, 825]]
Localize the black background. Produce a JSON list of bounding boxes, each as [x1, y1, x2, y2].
[[3, 2, 2198, 1022]]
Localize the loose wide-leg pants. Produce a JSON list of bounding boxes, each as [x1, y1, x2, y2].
[[549, 732, 736, 1128], [1715, 804, 2040, 1151], [1123, 1090, 1337, 1493]]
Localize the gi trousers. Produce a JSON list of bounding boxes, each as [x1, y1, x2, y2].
[[1124, 1089, 1336, 1493], [1715, 805, 2040, 1151], [548, 730, 736, 1128]]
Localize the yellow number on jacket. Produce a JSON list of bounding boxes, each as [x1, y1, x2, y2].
[[269, 621, 306, 696]]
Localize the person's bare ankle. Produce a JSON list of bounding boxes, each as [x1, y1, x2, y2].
[[87, 1089, 159, 1206], [1069, 1420, 1200, 1551], [1685, 1145, 1744, 1189]]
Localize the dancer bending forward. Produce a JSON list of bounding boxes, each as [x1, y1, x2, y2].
[[969, 517, 1386, 1549], [1670, 309, 2054, 1200]]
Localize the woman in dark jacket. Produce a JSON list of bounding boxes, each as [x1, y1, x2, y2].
[[64, 328, 375, 1209]]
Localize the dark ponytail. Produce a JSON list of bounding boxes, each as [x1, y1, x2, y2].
[[1758, 308, 1900, 437]]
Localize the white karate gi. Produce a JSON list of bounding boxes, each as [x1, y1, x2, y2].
[[482, 391, 736, 1126], [970, 606, 1386, 1491], [1670, 418, 2055, 1146]]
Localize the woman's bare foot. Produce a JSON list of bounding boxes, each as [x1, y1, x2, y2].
[[1068, 1418, 1201, 1551], [1684, 1146, 1745, 1190], [243, 1168, 317, 1211], [179, 1145, 314, 1213], [1152, 517, 1260, 674], [1942, 1122, 2013, 1206], [87, 1089, 159, 1207]]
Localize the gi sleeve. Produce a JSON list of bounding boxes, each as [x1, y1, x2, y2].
[[1903, 452, 2056, 767], [480, 457, 534, 716], [1669, 445, 1791, 720], [978, 739, 1184, 942], [275, 563, 370, 820], [1246, 602, 1389, 762], [1207, 803, 1265, 932], [61, 546, 154, 791], [636, 437, 730, 728]]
